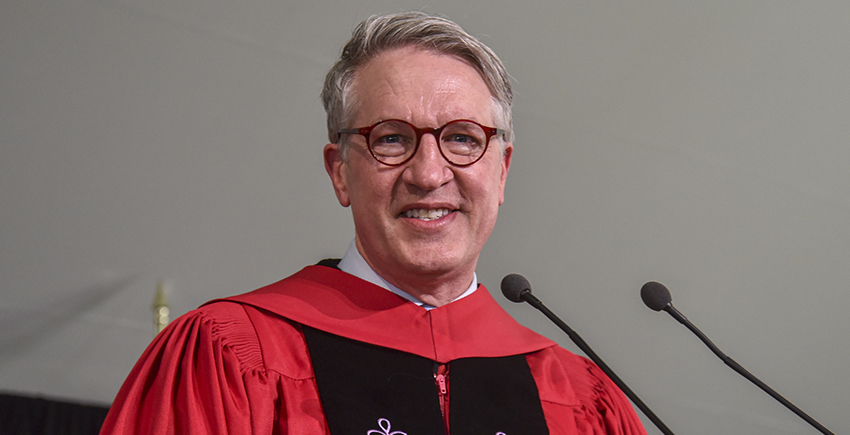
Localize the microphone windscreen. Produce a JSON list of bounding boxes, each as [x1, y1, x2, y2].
[[641, 281, 672, 311], [501, 274, 531, 303]]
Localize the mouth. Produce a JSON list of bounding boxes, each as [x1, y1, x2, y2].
[[403, 208, 454, 221]]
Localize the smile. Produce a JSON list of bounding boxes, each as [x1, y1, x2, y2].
[[403, 208, 453, 221]]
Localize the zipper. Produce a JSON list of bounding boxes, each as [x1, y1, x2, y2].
[[434, 362, 450, 434]]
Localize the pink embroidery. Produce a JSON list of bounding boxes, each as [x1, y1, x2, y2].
[[365, 417, 505, 435], [367, 418, 407, 435]]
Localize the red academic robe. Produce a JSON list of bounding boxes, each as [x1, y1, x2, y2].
[[100, 266, 647, 435]]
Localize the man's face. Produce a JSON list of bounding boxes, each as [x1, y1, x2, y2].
[[324, 46, 512, 292]]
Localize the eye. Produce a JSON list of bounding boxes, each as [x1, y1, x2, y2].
[[375, 134, 405, 145], [445, 133, 476, 144], [370, 133, 414, 158], [441, 130, 485, 157]]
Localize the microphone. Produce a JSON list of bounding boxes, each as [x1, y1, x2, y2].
[[500, 273, 531, 303], [501, 274, 675, 435], [641, 281, 835, 435]]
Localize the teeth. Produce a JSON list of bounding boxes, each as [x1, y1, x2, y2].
[[404, 208, 451, 221]]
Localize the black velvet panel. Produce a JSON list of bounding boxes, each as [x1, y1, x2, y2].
[[303, 326, 549, 435], [450, 357, 549, 435], [304, 326, 446, 435]]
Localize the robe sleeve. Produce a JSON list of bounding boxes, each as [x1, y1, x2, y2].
[[99, 303, 280, 435], [529, 347, 649, 435], [581, 357, 648, 435]]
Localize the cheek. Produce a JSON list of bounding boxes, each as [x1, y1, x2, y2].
[[481, 169, 509, 221], [463, 170, 504, 217], [348, 167, 396, 208], [484, 162, 508, 199]]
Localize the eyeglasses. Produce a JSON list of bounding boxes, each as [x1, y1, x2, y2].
[[338, 119, 505, 167]]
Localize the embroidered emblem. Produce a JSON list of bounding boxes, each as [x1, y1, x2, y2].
[[367, 418, 407, 435]]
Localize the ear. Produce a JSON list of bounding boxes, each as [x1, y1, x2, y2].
[[498, 143, 513, 205], [324, 143, 351, 207]]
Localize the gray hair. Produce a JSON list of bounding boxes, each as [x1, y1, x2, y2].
[[321, 11, 514, 153]]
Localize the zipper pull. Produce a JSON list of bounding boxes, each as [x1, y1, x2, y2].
[[433, 363, 451, 434], [435, 373, 447, 395]]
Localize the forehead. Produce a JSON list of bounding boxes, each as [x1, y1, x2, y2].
[[348, 46, 494, 125]]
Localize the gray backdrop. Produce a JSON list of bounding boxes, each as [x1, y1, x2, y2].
[[1, 1, 847, 433]]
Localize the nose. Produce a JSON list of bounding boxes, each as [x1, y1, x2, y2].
[[401, 133, 453, 191]]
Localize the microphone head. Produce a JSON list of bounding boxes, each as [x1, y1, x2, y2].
[[501, 273, 531, 303], [641, 281, 672, 311]]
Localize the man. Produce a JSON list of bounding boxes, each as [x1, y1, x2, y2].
[[100, 11, 647, 435]]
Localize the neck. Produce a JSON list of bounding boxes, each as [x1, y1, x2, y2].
[[389, 272, 475, 307], [351, 244, 477, 308]]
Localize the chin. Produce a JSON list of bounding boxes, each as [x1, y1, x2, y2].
[[399, 248, 472, 275]]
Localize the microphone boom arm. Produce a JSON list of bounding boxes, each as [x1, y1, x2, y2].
[[664, 304, 835, 435], [520, 291, 677, 435]]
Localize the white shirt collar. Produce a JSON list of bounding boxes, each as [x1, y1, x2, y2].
[[337, 240, 478, 310]]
